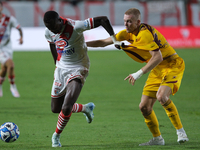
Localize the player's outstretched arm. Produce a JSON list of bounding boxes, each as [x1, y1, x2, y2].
[[88, 16, 124, 49], [18, 28, 23, 45], [86, 37, 113, 48], [93, 16, 115, 36]]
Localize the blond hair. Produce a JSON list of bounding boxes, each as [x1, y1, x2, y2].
[[125, 8, 141, 20]]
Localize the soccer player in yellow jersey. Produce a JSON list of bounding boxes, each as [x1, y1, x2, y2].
[[86, 8, 189, 146]]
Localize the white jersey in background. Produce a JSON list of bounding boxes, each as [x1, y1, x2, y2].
[[0, 14, 20, 52], [45, 17, 95, 69]]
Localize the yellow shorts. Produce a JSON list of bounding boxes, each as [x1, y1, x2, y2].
[[142, 57, 185, 98]]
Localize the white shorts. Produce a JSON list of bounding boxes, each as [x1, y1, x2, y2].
[[51, 66, 89, 98], [0, 51, 13, 64]]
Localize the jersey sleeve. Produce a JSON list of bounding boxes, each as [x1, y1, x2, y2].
[[44, 28, 54, 43], [74, 18, 94, 33], [10, 16, 20, 29], [115, 29, 128, 41]]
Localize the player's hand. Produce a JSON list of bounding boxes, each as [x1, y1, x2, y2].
[[124, 69, 143, 85], [19, 37, 23, 45], [111, 35, 124, 50], [124, 74, 136, 85], [114, 42, 125, 50]]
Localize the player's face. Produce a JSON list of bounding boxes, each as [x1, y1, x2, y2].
[[124, 14, 140, 34], [44, 18, 63, 34]]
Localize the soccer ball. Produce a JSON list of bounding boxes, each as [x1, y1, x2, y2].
[[0, 122, 20, 143]]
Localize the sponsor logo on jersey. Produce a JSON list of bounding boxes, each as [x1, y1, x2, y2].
[[55, 39, 75, 56], [63, 48, 75, 55], [55, 39, 68, 50], [84, 20, 88, 28]]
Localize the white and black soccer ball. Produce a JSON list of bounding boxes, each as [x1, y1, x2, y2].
[[0, 122, 20, 143]]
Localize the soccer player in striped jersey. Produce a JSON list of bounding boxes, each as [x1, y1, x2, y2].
[[0, 1, 23, 97], [86, 8, 189, 146], [43, 10, 117, 147]]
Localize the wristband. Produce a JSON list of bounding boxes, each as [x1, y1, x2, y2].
[[111, 35, 117, 43], [131, 69, 143, 80]]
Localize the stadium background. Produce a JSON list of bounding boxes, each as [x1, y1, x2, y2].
[[0, 1, 200, 149], [1, 0, 200, 50]]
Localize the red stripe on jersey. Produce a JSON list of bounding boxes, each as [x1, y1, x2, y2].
[[60, 17, 74, 40], [89, 18, 94, 29], [2, 16, 10, 27]]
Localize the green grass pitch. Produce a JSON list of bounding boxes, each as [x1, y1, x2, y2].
[[0, 49, 199, 150]]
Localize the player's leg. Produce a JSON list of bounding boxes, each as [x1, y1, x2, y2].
[[0, 63, 7, 97], [158, 57, 188, 144], [72, 102, 95, 123], [52, 78, 83, 147], [157, 85, 189, 144], [51, 89, 65, 147], [5, 59, 20, 97], [139, 94, 165, 146]]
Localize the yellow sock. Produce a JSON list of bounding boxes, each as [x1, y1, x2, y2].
[[144, 110, 161, 137], [162, 99, 183, 129]]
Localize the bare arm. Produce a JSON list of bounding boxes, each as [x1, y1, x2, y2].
[[86, 37, 113, 47], [87, 16, 123, 49], [125, 50, 163, 85], [49, 43, 58, 65], [18, 28, 23, 44], [141, 50, 163, 74]]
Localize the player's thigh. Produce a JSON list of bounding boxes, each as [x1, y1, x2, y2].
[[62, 79, 82, 109], [161, 58, 185, 95], [0, 51, 12, 65], [143, 69, 162, 97], [61, 79, 82, 115], [156, 85, 172, 104], [5, 59, 14, 68]]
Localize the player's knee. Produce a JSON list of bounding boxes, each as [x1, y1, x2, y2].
[[51, 107, 60, 113], [139, 103, 151, 115], [62, 105, 72, 116], [156, 93, 168, 104]]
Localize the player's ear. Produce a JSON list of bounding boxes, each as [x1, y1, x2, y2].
[[58, 17, 62, 22], [137, 19, 141, 25]]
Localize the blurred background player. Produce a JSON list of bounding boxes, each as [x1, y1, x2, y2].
[[43, 11, 118, 147], [86, 8, 188, 146], [0, 1, 23, 97]]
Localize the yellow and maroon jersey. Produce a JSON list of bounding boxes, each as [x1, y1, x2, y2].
[[115, 23, 177, 63]]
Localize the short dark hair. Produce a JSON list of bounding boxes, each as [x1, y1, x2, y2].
[[0, 1, 3, 6], [43, 11, 59, 23]]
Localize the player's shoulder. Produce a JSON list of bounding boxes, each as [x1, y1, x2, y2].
[[44, 27, 52, 35], [117, 29, 128, 35], [139, 24, 154, 38], [66, 18, 76, 26]]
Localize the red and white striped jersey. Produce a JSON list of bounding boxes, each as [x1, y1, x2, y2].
[[0, 14, 20, 51], [45, 17, 95, 69]]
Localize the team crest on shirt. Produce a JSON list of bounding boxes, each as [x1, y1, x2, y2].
[[54, 88, 60, 94]]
